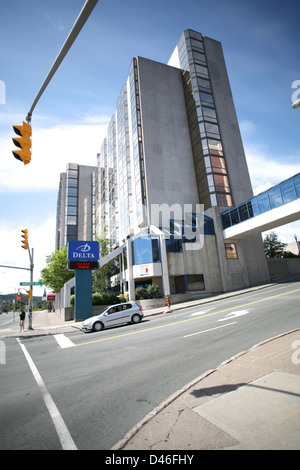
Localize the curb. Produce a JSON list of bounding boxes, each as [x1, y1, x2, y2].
[[111, 328, 300, 450]]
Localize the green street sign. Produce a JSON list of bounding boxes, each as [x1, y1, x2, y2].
[[20, 281, 43, 286]]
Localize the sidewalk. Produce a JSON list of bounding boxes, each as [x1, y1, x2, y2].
[[1, 282, 300, 450], [115, 329, 300, 450]]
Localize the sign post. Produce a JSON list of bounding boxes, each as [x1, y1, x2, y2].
[[67, 241, 99, 321]]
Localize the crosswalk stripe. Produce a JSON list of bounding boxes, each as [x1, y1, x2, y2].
[[54, 334, 75, 349]]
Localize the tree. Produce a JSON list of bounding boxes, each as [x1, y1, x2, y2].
[[92, 229, 115, 292], [40, 246, 74, 292], [264, 232, 287, 258]]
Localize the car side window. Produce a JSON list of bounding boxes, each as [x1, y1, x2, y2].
[[108, 306, 118, 314], [123, 304, 132, 310]]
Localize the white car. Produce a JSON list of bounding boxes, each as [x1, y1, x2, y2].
[[81, 301, 144, 332]]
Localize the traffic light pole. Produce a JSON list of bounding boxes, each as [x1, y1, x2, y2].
[[26, 0, 98, 123], [28, 248, 34, 329]]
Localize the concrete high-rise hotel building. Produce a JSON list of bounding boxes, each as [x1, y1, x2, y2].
[[64, 30, 269, 299]]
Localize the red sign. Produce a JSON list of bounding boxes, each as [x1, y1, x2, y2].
[[47, 294, 55, 301]]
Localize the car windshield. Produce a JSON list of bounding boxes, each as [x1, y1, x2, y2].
[[98, 308, 108, 316]]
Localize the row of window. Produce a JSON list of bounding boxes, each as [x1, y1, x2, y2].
[[222, 173, 300, 229], [179, 30, 233, 208]]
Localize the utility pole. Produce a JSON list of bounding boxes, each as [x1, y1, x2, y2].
[[28, 248, 34, 330]]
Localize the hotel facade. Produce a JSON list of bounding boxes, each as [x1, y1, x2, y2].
[[57, 29, 269, 302]]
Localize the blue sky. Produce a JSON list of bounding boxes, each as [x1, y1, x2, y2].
[[0, 0, 299, 295]]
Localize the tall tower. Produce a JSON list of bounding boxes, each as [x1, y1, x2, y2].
[[169, 29, 253, 209]]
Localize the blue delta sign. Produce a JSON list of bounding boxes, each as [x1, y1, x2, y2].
[[67, 241, 100, 321], [68, 241, 99, 270]]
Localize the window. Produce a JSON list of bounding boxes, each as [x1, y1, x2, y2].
[[225, 243, 238, 259], [280, 180, 296, 204], [200, 92, 214, 106], [257, 192, 270, 213], [238, 203, 249, 221], [268, 186, 283, 209], [187, 275, 205, 291], [293, 174, 300, 197]]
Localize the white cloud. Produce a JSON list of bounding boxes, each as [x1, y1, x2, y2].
[[1, 115, 110, 193]]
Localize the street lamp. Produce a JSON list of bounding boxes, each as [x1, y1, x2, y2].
[[292, 98, 300, 109]]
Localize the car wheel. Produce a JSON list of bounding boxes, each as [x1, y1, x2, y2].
[[93, 321, 103, 332], [131, 314, 141, 324]]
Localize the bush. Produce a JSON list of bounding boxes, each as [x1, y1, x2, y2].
[[71, 292, 123, 307], [135, 283, 161, 300]]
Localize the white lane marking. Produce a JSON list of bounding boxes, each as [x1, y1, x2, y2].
[[190, 307, 216, 317], [16, 338, 77, 450], [54, 334, 75, 349], [218, 310, 250, 322], [183, 322, 236, 338]]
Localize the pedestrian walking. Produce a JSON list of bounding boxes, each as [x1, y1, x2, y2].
[[19, 309, 25, 332]]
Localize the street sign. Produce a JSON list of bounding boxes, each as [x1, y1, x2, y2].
[[20, 281, 43, 286]]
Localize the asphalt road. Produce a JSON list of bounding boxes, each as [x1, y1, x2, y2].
[[0, 278, 299, 450]]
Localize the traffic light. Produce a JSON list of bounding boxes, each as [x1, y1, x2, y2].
[[21, 229, 29, 250], [12, 121, 31, 165], [17, 291, 22, 301], [26, 289, 32, 299]]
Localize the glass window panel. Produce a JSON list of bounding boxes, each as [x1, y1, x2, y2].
[[67, 169, 78, 178], [238, 203, 249, 221], [66, 196, 77, 206], [195, 64, 208, 76], [211, 156, 227, 174], [230, 208, 239, 225], [67, 206, 77, 216], [66, 215, 77, 226], [268, 186, 283, 209], [213, 174, 230, 192], [208, 139, 223, 152], [222, 212, 231, 229], [193, 51, 206, 63], [257, 192, 271, 213], [205, 123, 219, 135], [200, 92, 214, 104], [293, 174, 300, 197], [217, 193, 233, 207], [202, 107, 216, 119], [248, 198, 259, 217], [225, 243, 238, 259], [280, 180, 296, 204], [197, 78, 211, 90]]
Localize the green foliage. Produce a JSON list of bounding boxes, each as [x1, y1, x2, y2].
[[40, 246, 74, 292], [70, 291, 124, 307], [264, 232, 287, 258], [135, 283, 161, 300]]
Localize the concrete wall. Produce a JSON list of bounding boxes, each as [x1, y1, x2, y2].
[[137, 57, 199, 216], [204, 37, 253, 206], [268, 258, 300, 280]]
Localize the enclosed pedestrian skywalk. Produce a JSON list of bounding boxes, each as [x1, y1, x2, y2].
[[222, 173, 300, 240]]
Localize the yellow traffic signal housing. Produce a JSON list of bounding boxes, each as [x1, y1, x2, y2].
[[21, 229, 29, 250], [12, 121, 31, 165], [26, 289, 32, 299]]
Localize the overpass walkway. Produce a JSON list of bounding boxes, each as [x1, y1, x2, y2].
[[222, 173, 300, 240]]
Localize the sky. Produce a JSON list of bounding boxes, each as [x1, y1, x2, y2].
[[0, 0, 299, 296]]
